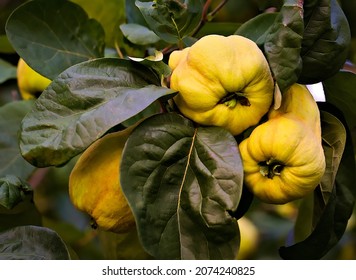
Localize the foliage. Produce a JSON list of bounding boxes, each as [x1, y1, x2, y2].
[[0, 0, 355, 260]]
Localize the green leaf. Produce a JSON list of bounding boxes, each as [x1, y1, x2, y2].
[[0, 58, 16, 84], [264, 0, 304, 93], [120, 113, 243, 260], [128, 50, 172, 78], [70, 0, 125, 48], [125, 0, 150, 26], [0, 100, 36, 179], [280, 104, 356, 259], [120, 23, 161, 45], [319, 111, 347, 204], [0, 175, 32, 210], [323, 71, 356, 149], [0, 225, 70, 260], [235, 13, 278, 46], [135, 0, 203, 44], [19, 58, 176, 167], [5, 0, 105, 79], [0, 0, 25, 35], [298, 0, 351, 84]]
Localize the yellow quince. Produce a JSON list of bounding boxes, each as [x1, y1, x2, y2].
[[239, 84, 326, 204], [17, 58, 51, 100], [69, 127, 135, 234], [169, 34, 274, 135]]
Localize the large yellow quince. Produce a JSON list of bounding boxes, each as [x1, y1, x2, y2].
[[17, 58, 51, 100], [168, 34, 274, 136], [69, 127, 135, 234], [239, 84, 326, 204]]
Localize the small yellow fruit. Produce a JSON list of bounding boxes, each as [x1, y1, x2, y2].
[[69, 127, 135, 234], [169, 34, 274, 136], [239, 84, 326, 204], [17, 58, 51, 100]]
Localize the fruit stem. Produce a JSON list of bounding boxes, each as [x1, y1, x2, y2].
[[218, 92, 251, 108], [259, 159, 284, 179]]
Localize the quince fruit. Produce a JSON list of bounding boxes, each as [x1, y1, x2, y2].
[[239, 84, 326, 204], [69, 127, 135, 234], [169, 34, 274, 135], [17, 58, 51, 100]]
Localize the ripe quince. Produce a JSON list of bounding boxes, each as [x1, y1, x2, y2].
[[17, 58, 51, 100], [239, 84, 326, 204], [168, 34, 274, 136], [69, 128, 135, 234]]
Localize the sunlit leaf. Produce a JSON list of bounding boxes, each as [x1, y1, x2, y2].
[[19, 58, 176, 167], [5, 0, 105, 79], [121, 113, 243, 259]]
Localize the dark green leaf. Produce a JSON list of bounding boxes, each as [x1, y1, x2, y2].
[[264, 0, 304, 92], [128, 50, 172, 78], [280, 104, 356, 259], [298, 0, 351, 84], [235, 13, 278, 46], [0, 225, 70, 260], [5, 0, 105, 79], [125, 0, 150, 26], [319, 111, 346, 204], [120, 113, 243, 260], [0, 58, 16, 84], [135, 0, 203, 44], [19, 58, 176, 167], [0, 100, 36, 179], [0, 0, 25, 35], [120, 23, 161, 45], [0, 175, 32, 210], [323, 71, 356, 149]]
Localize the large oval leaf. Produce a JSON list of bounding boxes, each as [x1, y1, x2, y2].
[[235, 12, 278, 47], [0, 225, 70, 260], [19, 58, 176, 167], [5, 0, 105, 79], [120, 113, 243, 260], [298, 0, 351, 84], [0, 100, 36, 179], [264, 0, 304, 93]]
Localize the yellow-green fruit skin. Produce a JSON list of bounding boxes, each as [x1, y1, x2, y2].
[[69, 128, 135, 234], [169, 34, 274, 136], [239, 84, 326, 204], [17, 58, 51, 100]]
